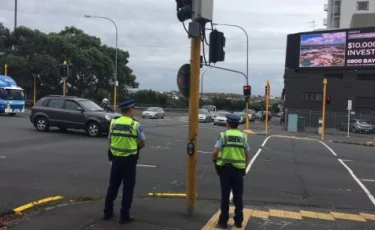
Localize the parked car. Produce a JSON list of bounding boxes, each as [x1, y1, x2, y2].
[[339, 119, 373, 133], [255, 111, 272, 121], [29, 95, 121, 137], [213, 111, 231, 126], [233, 111, 246, 124], [198, 109, 212, 123], [141, 107, 165, 119], [277, 111, 283, 117]]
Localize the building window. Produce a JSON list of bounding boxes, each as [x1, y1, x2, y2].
[[301, 92, 323, 101], [357, 1, 369, 10]]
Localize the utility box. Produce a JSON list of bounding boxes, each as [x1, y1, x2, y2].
[[287, 114, 298, 132], [193, 0, 214, 22]]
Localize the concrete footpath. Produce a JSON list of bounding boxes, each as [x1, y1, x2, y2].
[[4, 198, 217, 230]]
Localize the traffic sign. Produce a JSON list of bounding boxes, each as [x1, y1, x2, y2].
[[347, 100, 352, 111]]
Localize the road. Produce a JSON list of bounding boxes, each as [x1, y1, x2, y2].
[[1, 112, 375, 229]]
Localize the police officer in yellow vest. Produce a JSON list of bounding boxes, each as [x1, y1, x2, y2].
[[103, 99, 146, 224], [212, 113, 250, 228]]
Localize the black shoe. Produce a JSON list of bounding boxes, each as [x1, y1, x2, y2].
[[103, 213, 113, 220], [217, 220, 228, 229], [235, 222, 242, 228], [119, 215, 134, 224]]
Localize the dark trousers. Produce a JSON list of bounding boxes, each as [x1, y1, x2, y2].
[[104, 155, 137, 219], [218, 164, 245, 224]]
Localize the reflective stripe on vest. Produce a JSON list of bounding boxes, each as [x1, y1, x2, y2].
[[110, 117, 139, 157], [216, 129, 247, 169]]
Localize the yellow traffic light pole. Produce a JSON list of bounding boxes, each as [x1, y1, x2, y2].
[[245, 98, 249, 130], [186, 35, 201, 216], [4, 64, 8, 76], [321, 78, 327, 141], [63, 61, 67, 96], [33, 74, 37, 105], [265, 80, 270, 134]]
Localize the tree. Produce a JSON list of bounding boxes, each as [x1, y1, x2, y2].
[[0, 25, 138, 102]]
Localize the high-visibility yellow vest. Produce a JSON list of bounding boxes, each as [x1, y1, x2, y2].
[[216, 129, 247, 169], [109, 116, 139, 157]]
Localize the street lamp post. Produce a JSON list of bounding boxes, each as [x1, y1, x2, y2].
[[212, 23, 250, 129], [200, 68, 211, 99], [84, 15, 118, 110]]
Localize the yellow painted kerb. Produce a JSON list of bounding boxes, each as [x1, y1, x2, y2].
[[13, 196, 63, 213], [148, 193, 198, 197]]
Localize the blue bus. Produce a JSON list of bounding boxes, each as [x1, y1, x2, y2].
[[0, 75, 25, 116]]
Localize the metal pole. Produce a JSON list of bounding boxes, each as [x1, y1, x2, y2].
[[347, 109, 350, 137], [14, 0, 17, 31], [4, 64, 8, 76], [321, 78, 327, 141], [84, 15, 118, 110], [200, 68, 210, 99], [33, 75, 36, 105], [186, 36, 201, 217], [63, 61, 67, 96], [265, 80, 270, 134]]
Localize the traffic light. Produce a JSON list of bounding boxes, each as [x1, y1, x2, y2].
[[326, 96, 331, 104], [265, 85, 268, 96], [209, 29, 226, 63], [59, 64, 69, 77], [176, 0, 192, 22], [243, 85, 251, 96]]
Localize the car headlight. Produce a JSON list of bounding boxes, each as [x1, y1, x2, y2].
[[105, 115, 111, 120]]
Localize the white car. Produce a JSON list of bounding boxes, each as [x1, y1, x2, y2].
[[141, 107, 164, 119], [213, 111, 231, 126], [198, 109, 212, 123]]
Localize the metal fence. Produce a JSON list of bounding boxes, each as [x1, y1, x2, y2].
[[284, 109, 375, 136]]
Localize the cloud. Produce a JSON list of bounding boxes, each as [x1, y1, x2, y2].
[[0, 0, 327, 96], [301, 32, 347, 45]]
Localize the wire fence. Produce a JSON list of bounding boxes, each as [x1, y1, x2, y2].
[[284, 109, 375, 136]]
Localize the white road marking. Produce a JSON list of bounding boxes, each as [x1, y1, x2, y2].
[[342, 159, 353, 162], [229, 136, 272, 201], [361, 179, 375, 182], [337, 159, 375, 207], [319, 141, 337, 156], [0, 156, 6, 159], [198, 151, 211, 154], [137, 164, 157, 168]]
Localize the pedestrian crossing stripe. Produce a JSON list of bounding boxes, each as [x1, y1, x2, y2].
[[201, 206, 375, 229]]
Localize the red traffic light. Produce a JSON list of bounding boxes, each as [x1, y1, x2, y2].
[[243, 85, 251, 96], [326, 96, 331, 104]]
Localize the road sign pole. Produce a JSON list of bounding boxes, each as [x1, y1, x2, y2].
[[186, 34, 201, 216], [321, 78, 327, 141], [63, 61, 67, 96], [4, 64, 8, 76], [347, 100, 352, 137]]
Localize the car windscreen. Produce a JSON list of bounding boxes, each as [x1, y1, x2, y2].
[[0, 89, 25, 100], [359, 121, 370, 125], [199, 109, 208, 114], [217, 112, 230, 117], [147, 107, 159, 112], [79, 100, 104, 111]]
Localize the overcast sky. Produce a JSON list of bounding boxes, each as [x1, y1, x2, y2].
[[0, 0, 327, 96]]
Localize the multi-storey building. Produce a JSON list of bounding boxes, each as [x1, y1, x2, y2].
[[324, 0, 375, 29]]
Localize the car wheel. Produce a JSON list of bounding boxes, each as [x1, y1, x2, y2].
[[86, 122, 101, 137], [161, 115, 164, 119], [351, 127, 356, 133], [35, 116, 50, 132], [8, 113, 16, 116]]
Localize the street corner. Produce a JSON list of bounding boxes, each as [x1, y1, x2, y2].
[[270, 134, 318, 141], [0, 196, 64, 228], [331, 140, 375, 147], [201, 205, 375, 229]]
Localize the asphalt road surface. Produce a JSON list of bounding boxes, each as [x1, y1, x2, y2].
[[1, 112, 375, 229]]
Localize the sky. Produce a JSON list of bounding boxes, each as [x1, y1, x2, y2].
[[0, 0, 327, 96]]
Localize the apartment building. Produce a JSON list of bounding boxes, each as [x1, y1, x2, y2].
[[324, 0, 375, 28]]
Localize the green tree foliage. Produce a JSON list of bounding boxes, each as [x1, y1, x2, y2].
[[0, 23, 138, 102]]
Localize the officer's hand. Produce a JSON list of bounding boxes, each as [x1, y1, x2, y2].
[[107, 149, 113, 161]]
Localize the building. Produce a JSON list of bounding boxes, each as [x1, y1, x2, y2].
[[283, 26, 375, 128], [324, 0, 375, 29]]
